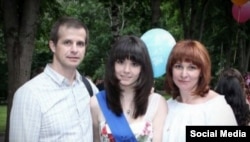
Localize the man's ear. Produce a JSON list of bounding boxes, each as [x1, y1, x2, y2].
[[49, 40, 56, 53]]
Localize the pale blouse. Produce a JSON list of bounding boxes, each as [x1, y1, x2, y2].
[[162, 95, 237, 142]]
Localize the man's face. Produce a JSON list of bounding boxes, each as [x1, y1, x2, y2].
[[49, 26, 87, 70]]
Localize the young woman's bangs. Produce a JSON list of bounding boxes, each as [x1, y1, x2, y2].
[[114, 45, 144, 64]]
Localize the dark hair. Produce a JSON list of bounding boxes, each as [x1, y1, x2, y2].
[[104, 35, 154, 118], [243, 73, 250, 101], [215, 68, 250, 126], [49, 16, 89, 46], [165, 40, 211, 99]]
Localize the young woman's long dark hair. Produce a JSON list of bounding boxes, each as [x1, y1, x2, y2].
[[104, 35, 154, 118], [215, 68, 250, 126]]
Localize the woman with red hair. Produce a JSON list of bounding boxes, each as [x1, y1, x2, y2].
[[162, 40, 237, 142]]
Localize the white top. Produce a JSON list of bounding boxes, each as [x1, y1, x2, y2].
[[10, 64, 99, 142], [99, 93, 161, 142], [162, 95, 237, 142]]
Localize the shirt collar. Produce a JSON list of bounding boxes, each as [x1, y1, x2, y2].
[[44, 64, 82, 86]]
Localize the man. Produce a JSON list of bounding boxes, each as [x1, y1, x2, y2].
[[9, 17, 98, 142]]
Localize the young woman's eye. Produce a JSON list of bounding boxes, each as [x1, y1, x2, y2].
[[132, 62, 139, 67], [116, 59, 124, 64]]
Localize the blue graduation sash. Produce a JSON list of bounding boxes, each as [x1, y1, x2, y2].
[[96, 90, 137, 142]]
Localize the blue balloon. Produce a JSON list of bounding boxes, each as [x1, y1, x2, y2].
[[141, 28, 176, 78]]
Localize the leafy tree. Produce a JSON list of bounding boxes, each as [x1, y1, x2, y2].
[[160, 0, 250, 86], [1, 1, 250, 141], [32, 0, 65, 75]]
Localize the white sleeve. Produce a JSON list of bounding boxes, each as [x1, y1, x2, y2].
[[207, 101, 237, 125]]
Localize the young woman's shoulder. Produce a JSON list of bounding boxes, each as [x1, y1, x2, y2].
[[90, 90, 105, 109], [149, 92, 168, 112], [90, 94, 100, 110], [150, 92, 167, 102]]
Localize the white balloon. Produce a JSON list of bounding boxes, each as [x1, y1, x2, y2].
[[141, 28, 176, 78]]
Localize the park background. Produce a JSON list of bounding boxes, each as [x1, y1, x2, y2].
[[0, 0, 250, 141]]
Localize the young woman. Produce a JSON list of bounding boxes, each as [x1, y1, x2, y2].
[[162, 40, 237, 142], [90, 35, 167, 142], [215, 68, 250, 126], [244, 73, 250, 104]]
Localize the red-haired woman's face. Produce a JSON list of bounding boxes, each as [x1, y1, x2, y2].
[[172, 61, 201, 93]]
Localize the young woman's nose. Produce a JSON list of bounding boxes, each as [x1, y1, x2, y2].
[[124, 63, 131, 72]]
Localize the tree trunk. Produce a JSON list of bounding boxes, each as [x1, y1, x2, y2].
[[178, 0, 211, 39], [179, 0, 188, 38], [151, 0, 161, 27], [2, 0, 41, 141], [110, 0, 120, 44], [239, 38, 250, 73], [198, 0, 210, 40]]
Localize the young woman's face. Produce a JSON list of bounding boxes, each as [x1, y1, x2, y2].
[[115, 59, 141, 87], [172, 61, 201, 92]]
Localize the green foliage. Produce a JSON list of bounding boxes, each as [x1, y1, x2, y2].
[[92, 63, 105, 81], [121, 0, 151, 35], [154, 76, 165, 91], [33, 0, 175, 80], [56, 0, 152, 78], [56, 0, 110, 77], [160, 1, 183, 40], [0, 105, 7, 133], [32, 0, 65, 73], [2, 0, 250, 136], [2, 0, 250, 100]]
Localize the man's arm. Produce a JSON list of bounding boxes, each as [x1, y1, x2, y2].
[[9, 87, 41, 142]]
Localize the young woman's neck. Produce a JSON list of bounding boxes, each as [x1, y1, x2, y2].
[[121, 90, 134, 100]]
